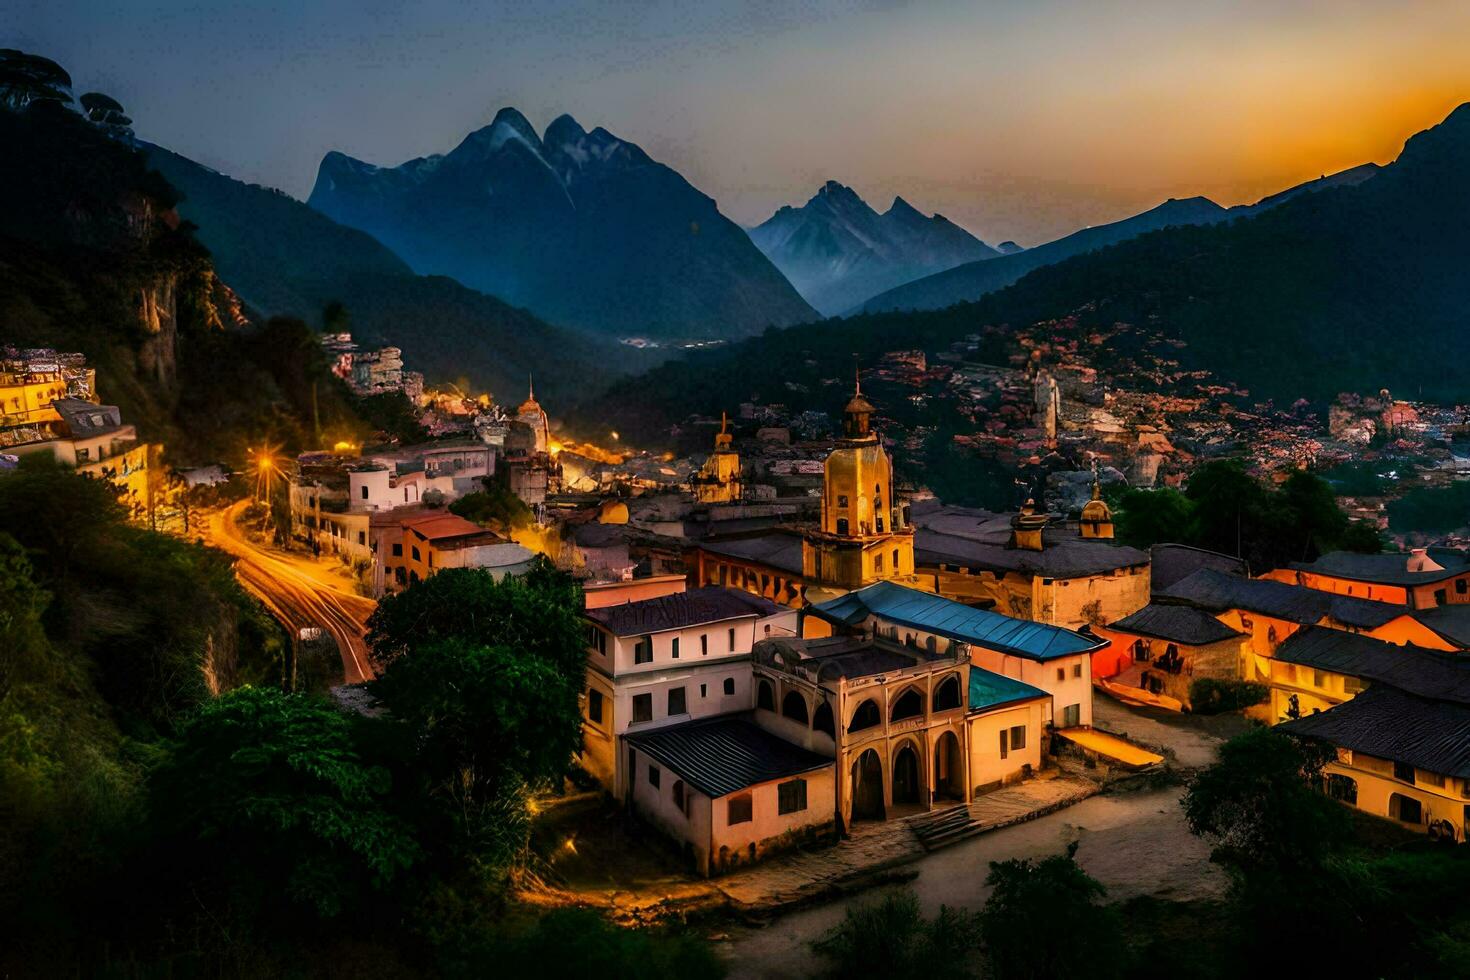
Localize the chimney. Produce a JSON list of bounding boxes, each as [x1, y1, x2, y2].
[[1407, 548, 1445, 573]]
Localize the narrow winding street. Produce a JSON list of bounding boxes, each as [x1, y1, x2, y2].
[[203, 500, 377, 684]]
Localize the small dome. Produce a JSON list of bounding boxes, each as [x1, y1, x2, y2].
[[1081, 496, 1112, 522], [844, 392, 876, 415]]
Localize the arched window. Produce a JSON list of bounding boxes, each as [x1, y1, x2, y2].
[[848, 699, 880, 733], [812, 701, 835, 737], [782, 690, 809, 725], [925, 635, 937, 653], [757, 679, 775, 711], [891, 687, 923, 722], [933, 675, 962, 712]]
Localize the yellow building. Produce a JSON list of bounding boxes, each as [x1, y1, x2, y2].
[[691, 413, 742, 504], [800, 382, 918, 596], [1157, 568, 1456, 683], [7, 396, 162, 521], [1276, 629, 1470, 841], [693, 381, 926, 606], [910, 497, 1150, 631]]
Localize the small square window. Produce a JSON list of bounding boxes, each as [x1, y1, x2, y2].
[[668, 686, 686, 715], [587, 689, 604, 724], [392, 543, 403, 557], [1056, 668, 1065, 682], [648, 765, 660, 788], [635, 636, 653, 665], [632, 693, 652, 723], [1072, 664, 1082, 679], [700, 683, 707, 698], [728, 794, 753, 825], [1010, 724, 1026, 750], [778, 779, 807, 815], [723, 677, 735, 696]]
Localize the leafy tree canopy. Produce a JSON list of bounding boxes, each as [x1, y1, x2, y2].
[[980, 843, 1126, 980], [150, 686, 418, 919], [1181, 727, 1347, 870], [1113, 460, 1381, 571]]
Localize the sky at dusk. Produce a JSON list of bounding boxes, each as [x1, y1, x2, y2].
[[6, 0, 1469, 245]]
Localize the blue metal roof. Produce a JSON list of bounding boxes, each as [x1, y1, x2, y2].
[[810, 581, 1105, 661], [969, 668, 1048, 712]]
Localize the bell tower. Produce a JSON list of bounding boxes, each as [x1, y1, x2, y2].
[[803, 373, 919, 592]]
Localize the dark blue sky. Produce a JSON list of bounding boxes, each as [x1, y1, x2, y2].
[[6, 0, 1466, 244]]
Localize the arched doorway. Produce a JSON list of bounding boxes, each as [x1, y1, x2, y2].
[[850, 749, 885, 822], [934, 732, 964, 801], [893, 744, 921, 806]]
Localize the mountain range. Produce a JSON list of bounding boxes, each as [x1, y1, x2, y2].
[[307, 108, 816, 340], [579, 102, 1470, 439], [856, 163, 1380, 315], [747, 180, 999, 316], [144, 145, 640, 404]]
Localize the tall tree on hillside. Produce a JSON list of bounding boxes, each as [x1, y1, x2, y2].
[[0, 50, 73, 110], [78, 91, 132, 138]]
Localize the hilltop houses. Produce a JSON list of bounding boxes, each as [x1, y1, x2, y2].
[[1, 348, 161, 520]]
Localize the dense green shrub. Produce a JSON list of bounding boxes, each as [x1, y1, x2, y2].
[[1188, 678, 1269, 715]]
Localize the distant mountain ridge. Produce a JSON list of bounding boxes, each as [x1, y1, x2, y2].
[[577, 102, 1470, 440], [307, 108, 816, 340], [856, 165, 1380, 315], [146, 144, 643, 404], [747, 180, 1000, 316]]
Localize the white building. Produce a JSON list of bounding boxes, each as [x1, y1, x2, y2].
[[580, 587, 798, 798]]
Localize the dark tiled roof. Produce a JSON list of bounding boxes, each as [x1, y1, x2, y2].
[[1281, 684, 1470, 778], [1288, 549, 1470, 587], [1274, 626, 1470, 704], [1149, 543, 1248, 591], [1157, 569, 1405, 629], [1109, 603, 1242, 646], [586, 586, 784, 636], [810, 581, 1105, 661], [968, 668, 1048, 712], [755, 635, 941, 680], [1413, 605, 1470, 649], [910, 503, 1148, 579], [625, 715, 833, 798], [699, 531, 806, 575]]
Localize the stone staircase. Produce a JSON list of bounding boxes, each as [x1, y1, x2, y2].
[[908, 776, 1099, 851]]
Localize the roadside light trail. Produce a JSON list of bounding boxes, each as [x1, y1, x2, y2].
[[205, 501, 376, 684]]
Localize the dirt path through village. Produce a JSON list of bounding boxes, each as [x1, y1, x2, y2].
[[721, 786, 1224, 978], [722, 695, 1237, 978]]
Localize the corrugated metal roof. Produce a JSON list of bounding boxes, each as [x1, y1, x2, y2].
[[968, 668, 1048, 712], [810, 581, 1104, 661], [1281, 684, 1470, 778], [1109, 603, 1243, 646], [586, 586, 784, 637], [1158, 569, 1405, 629], [624, 715, 833, 798], [1275, 626, 1470, 704]]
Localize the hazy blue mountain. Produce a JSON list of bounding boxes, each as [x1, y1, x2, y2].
[[146, 144, 643, 403], [747, 180, 1000, 316], [307, 108, 816, 341], [856, 164, 1381, 315]]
